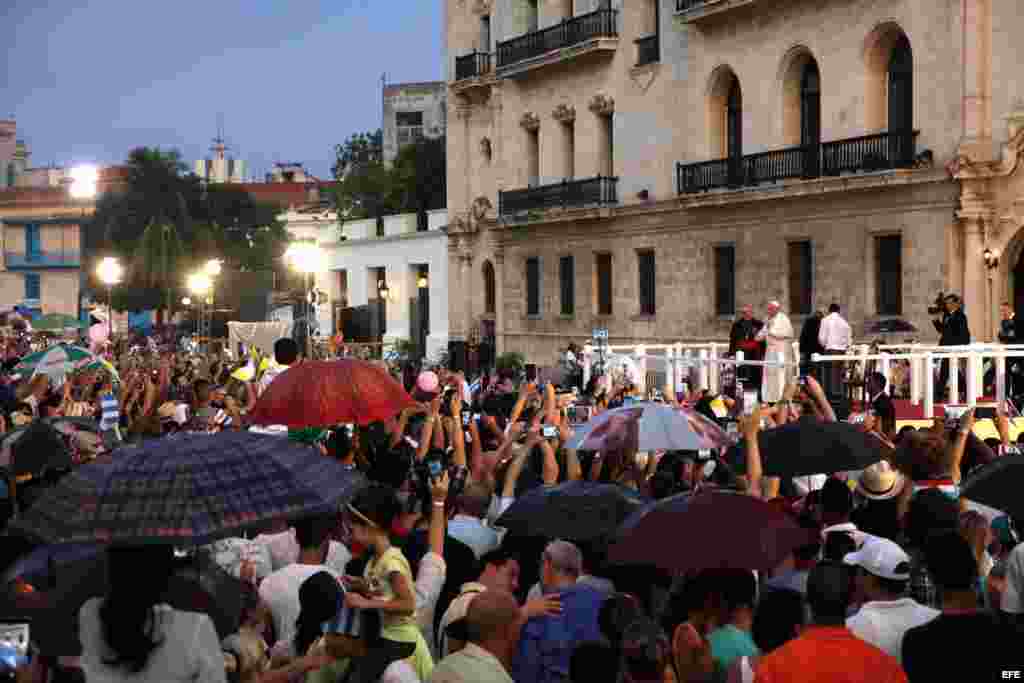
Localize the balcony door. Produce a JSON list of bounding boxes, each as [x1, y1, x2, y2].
[[726, 79, 743, 186], [800, 61, 821, 176], [888, 34, 913, 164]]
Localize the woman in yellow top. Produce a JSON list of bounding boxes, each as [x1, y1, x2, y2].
[[345, 483, 433, 680]]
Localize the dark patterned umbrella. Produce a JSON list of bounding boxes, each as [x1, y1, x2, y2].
[[248, 359, 416, 428], [961, 454, 1024, 518], [724, 419, 890, 477], [9, 431, 365, 546], [495, 481, 647, 542], [609, 490, 815, 572]]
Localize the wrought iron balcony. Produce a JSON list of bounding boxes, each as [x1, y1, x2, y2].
[[676, 130, 920, 194], [5, 250, 81, 269], [635, 34, 659, 66], [675, 0, 757, 23], [454, 51, 493, 82], [499, 176, 619, 217], [496, 8, 618, 72]]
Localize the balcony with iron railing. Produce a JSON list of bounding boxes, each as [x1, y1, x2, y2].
[[5, 250, 81, 269], [499, 176, 619, 218], [675, 0, 758, 23], [496, 8, 618, 77], [453, 51, 494, 88], [676, 130, 920, 195]]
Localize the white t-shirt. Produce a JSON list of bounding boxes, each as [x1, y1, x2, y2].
[[79, 600, 227, 683], [253, 529, 351, 575], [258, 563, 342, 647], [846, 598, 939, 663]]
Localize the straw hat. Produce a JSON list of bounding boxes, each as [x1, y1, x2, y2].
[[855, 461, 905, 501]]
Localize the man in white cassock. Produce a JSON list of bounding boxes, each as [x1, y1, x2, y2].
[[756, 300, 794, 402]]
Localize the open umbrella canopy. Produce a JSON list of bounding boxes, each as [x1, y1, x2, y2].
[[81, 357, 119, 384], [9, 431, 366, 546], [248, 359, 416, 429], [31, 314, 86, 332], [8, 420, 71, 478], [724, 418, 890, 478], [565, 403, 730, 453], [16, 343, 94, 381], [494, 481, 647, 542], [960, 454, 1024, 518], [608, 490, 815, 572]]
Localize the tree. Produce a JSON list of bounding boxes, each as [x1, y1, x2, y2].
[[393, 136, 446, 229]]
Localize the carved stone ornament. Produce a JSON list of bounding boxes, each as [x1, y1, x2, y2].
[[520, 111, 540, 131], [472, 196, 493, 221], [480, 137, 492, 162], [588, 93, 615, 116], [552, 103, 576, 123], [471, 0, 492, 14]]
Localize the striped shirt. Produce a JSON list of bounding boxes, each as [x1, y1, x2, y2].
[[99, 393, 119, 432]]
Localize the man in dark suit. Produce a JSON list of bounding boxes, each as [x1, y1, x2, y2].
[[729, 304, 764, 390], [866, 371, 896, 438], [933, 293, 970, 402]]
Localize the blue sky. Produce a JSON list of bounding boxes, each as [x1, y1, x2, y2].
[[1, 0, 444, 180]]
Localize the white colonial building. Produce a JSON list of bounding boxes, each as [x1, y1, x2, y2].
[[282, 207, 450, 360]]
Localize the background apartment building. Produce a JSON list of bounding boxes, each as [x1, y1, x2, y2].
[[445, 0, 1024, 364]]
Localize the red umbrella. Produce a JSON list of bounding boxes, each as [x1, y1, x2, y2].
[[248, 359, 416, 428]]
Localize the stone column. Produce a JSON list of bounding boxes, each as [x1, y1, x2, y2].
[[960, 214, 989, 341], [588, 94, 615, 178], [552, 104, 576, 181], [448, 237, 466, 342], [520, 112, 540, 188], [960, 0, 994, 160], [494, 248, 506, 355]]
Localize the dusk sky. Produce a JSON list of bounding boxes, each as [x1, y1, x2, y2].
[[2, 1, 445, 180]]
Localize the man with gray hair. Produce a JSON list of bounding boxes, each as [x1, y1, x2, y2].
[[513, 540, 607, 683], [430, 590, 523, 683], [757, 300, 794, 402]]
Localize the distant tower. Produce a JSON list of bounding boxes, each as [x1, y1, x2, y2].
[[194, 116, 246, 183]]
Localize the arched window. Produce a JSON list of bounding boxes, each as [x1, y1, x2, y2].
[[800, 62, 821, 147], [483, 260, 496, 314], [888, 34, 913, 134], [726, 79, 742, 160]]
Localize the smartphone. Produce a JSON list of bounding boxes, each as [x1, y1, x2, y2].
[[525, 364, 538, 383], [0, 622, 30, 675], [726, 422, 739, 435], [427, 459, 443, 478], [742, 390, 758, 416], [542, 425, 559, 439], [945, 405, 969, 428], [462, 413, 472, 427], [797, 375, 808, 387], [697, 449, 712, 461]]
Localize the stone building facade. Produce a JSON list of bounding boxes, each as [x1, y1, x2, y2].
[[444, 0, 1024, 366], [382, 82, 447, 165]]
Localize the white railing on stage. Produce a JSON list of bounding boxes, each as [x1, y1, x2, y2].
[[583, 339, 1024, 416]]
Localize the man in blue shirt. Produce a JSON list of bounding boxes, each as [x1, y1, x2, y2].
[[512, 540, 607, 683]]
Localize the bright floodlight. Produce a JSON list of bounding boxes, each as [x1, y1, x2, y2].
[[69, 165, 99, 200], [285, 241, 327, 274], [181, 297, 192, 306], [96, 257, 122, 285], [205, 259, 222, 277], [187, 272, 212, 295]]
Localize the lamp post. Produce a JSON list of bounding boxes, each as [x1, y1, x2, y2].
[[284, 242, 327, 358], [70, 165, 98, 321], [187, 272, 212, 352], [96, 257, 122, 343]]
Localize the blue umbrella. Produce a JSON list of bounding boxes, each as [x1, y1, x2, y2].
[[10, 431, 366, 546], [1, 543, 101, 586]]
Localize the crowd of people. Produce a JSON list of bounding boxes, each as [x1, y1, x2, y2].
[[3, 325, 1024, 683]]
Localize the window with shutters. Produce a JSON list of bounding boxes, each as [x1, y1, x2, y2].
[[596, 253, 613, 316], [526, 257, 540, 316], [559, 255, 574, 316], [637, 250, 656, 316], [787, 241, 813, 315], [24, 273, 40, 301], [876, 235, 902, 315], [713, 245, 735, 316]]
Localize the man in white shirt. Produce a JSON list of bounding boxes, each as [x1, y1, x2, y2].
[[448, 483, 502, 560], [438, 548, 521, 658], [756, 301, 794, 403], [256, 337, 300, 396], [818, 303, 852, 399], [258, 515, 345, 648], [844, 536, 939, 663]]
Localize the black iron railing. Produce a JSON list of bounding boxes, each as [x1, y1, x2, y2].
[[499, 176, 619, 216], [676, 130, 920, 194], [455, 51, 492, 81], [635, 34, 659, 66], [497, 8, 618, 68], [676, 0, 712, 10]]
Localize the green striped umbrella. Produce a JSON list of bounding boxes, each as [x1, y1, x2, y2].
[[16, 343, 95, 381], [82, 357, 120, 384], [32, 313, 87, 331]]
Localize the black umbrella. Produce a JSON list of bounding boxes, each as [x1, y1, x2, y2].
[[495, 481, 647, 542], [10, 420, 72, 478], [961, 455, 1024, 518], [863, 318, 918, 335], [724, 419, 889, 478]]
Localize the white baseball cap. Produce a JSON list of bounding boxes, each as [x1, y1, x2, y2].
[[843, 536, 911, 581]]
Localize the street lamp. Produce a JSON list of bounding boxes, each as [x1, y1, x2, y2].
[[205, 258, 222, 277], [187, 272, 213, 351], [68, 165, 98, 201], [284, 241, 327, 358], [96, 257, 122, 343]]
